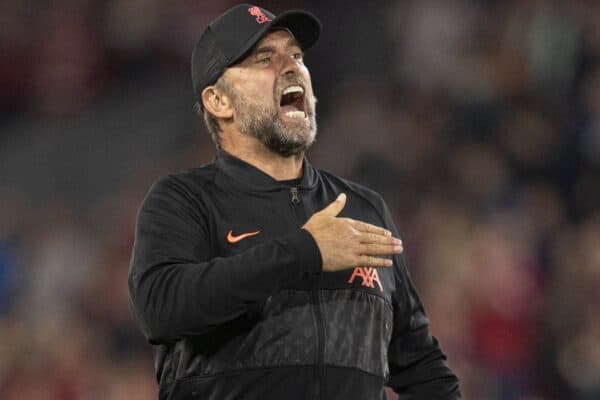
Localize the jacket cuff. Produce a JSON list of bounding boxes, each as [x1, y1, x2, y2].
[[287, 228, 322, 276]]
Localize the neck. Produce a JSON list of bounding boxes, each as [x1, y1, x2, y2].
[[220, 129, 304, 181]]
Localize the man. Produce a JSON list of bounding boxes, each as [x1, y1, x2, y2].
[[128, 4, 460, 400]]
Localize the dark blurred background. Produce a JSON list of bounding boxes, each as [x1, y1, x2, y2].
[[1, 0, 599, 399]]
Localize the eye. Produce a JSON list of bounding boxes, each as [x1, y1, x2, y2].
[[292, 52, 303, 61], [256, 56, 271, 65]]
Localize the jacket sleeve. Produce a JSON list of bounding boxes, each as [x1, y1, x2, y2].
[[380, 200, 461, 399], [128, 176, 322, 344]]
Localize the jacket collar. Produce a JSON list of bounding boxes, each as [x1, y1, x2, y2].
[[214, 149, 319, 191]]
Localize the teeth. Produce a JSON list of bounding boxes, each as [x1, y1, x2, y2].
[[285, 111, 306, 118], [283, 85, 304, 95]]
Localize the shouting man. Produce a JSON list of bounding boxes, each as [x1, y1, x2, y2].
[[128, 4, 460, 400]]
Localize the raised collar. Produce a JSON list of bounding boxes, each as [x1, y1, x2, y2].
[[214, 149, 319, 192]]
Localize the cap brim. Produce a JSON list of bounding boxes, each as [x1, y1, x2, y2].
[[229, 10, 321, 67]]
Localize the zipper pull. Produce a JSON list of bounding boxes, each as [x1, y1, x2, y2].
[[290, 187, 300, 204]]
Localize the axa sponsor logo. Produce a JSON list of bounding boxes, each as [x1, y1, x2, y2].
[[348, 267, 383, 292]]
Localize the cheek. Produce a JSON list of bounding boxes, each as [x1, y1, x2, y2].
[[247, 84, 276, 106], [253, 76, 274, 92], [238, 71, 275, 97], [299, 66, 314, 94]]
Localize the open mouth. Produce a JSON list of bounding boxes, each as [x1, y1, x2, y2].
[[279, 85, 306, 119]]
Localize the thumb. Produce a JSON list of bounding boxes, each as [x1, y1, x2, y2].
[[318, 193, 346, 217]]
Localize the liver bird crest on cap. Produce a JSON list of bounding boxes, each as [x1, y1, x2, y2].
[[248, 6, 271, 24]]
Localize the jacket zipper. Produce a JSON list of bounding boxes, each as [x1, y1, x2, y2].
[[312, 279, 325, 400], [290, 187, 300, 204], [289, 186, 325, 399]]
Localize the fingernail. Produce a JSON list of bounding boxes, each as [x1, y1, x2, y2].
[[393, 238, 402, 245], [385, 259, 393, 266], [385, 230, 392, 236], [337, 193, 346, 201]]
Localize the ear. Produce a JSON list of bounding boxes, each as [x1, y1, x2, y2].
[[201, 85, 234, 120]]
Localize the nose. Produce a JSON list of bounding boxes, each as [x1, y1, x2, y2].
[[280, 53, 300, 77]]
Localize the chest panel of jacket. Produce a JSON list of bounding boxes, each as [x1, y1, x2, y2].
[[180, 184, 396, 381]]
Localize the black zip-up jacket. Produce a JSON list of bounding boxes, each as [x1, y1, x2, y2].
[[128, 150, 460, 400]]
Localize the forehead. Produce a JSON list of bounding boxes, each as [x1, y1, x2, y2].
[[253, 29, 301, 51], [222, 29, 302, 80]]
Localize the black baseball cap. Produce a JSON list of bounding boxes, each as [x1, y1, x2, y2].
[[191, 4, 321, 99]]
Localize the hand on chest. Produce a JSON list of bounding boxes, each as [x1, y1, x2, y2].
[[210, 191, 396, 301]]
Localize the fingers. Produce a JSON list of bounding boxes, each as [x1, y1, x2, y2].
[[346, 219, 391, 237], [343, 219, 402, 248], [352, 243, 402, 269], [318, 193, 347, 217], [357, 254, 394, 268], [360, 243, 403, 256], [359, 232, 403, 246]]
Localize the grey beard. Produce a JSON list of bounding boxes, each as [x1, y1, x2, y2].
[[239, 110, 317, 157]]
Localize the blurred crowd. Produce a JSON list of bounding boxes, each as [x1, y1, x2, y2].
[[1, 0, 599, 399]]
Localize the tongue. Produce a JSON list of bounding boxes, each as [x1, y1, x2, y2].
[[281, 104, 300, 113], [280, 95, 304, 114]]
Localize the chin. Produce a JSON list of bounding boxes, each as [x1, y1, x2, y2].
[[264, 128, 316, 157], [275, 120, 316, 154]]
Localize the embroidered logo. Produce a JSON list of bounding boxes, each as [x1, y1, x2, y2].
[[227, 230, 260, 244], [348, 267, 383, 292], [248, 6, 271, 24]]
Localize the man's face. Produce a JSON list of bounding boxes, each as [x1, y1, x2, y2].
[[223, 29, 317, 157]]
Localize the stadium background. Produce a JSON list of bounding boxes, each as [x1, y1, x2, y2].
[[1, 0, 599, 399]]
